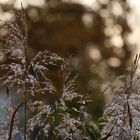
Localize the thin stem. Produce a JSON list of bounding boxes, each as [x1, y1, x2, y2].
[[24, 91, 27, 140], [8, 102, 23, 140], [101, 119, 117, 140]]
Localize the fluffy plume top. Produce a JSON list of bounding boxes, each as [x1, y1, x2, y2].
[[101, 55, 140, 140], [0, 9, 67, 95], [0, 9, 98, 139]]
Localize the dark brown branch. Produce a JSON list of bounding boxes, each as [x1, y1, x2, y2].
[[126, 100, 132, 130], [101, 119, 117, 140], [8, 102, 23, 140]]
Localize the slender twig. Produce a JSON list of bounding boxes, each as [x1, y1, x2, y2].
[[8, 102, 23, 140], [101, 119, 117, 140], [24, 91, 27, 140], [21, 3, 28, 139], [102, 84, 112, 95], [126, 100, 132, 130]]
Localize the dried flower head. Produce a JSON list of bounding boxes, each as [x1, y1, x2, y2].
[[0, 8, 98, 140], [101, 55, 140, 140]]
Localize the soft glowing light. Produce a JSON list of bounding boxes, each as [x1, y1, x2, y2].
[[107, 57, 121, 67], [112, 2, 123, 16], [104, 25, 122, 36], [0, 0, 10, 4], [129, 0, 140, 5], [88, 47, 102, 61], [82, 13, 93, 28], [111, 35, 123, 48], [14, 0, 45, 8], [79, 0, 95, 6]]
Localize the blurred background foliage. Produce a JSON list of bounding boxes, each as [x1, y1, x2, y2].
[[0, 0, 134, 120]]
